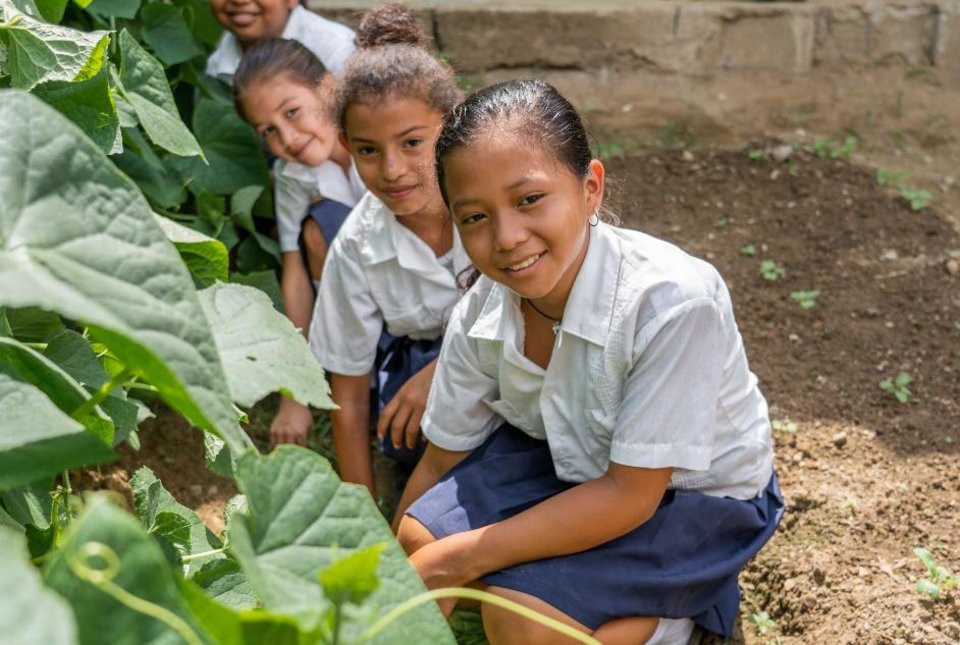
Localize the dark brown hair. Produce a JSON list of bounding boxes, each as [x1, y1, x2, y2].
[[336, 2, 461, 128], [233, 38, 330, 121]]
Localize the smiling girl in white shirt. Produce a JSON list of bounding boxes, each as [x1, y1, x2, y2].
[[394, 79, 784, 645], [307, 3, 468, 499]]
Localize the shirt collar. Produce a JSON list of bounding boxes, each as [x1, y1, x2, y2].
[[208, 6, 308, 78], [468, 223, 620, 347]]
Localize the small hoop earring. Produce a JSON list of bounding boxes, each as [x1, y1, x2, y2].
[[588, 210, 600, 227]]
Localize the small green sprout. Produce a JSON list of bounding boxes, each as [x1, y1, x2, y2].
[[899, 187, 932, 211], [746, 611, 777, 636], [812, 136, 858, 160], [914, 547, 958, 601], [772, 419, 798, 433], [790, 290, 821, 309], [879, 372, 913, 403], [714, 217, 729, 228], [760, 260, 786, 281], [739, 244, 758, 257], [748, 149, 767, 161], [876, 168, 911, 187]]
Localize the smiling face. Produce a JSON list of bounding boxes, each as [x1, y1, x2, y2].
[[240, 74, 338, 166], [209, 0, 296, 44], [342, 96, 446, 218], [443, 131, 604, 311]]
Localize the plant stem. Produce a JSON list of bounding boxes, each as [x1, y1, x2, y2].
[[331, 602, 342, 645], [70, 368, 135, 420], [179, 547, 226, 563], [364, 588, 601, 645]]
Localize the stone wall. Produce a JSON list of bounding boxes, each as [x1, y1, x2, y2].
[[315, 1, 959, 75]]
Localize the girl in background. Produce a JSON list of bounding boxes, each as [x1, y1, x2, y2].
[[396, 79, 783, 644], [206, 0, 354, 85], [233, 39, 366, 447], [308, 3, 468, 500]]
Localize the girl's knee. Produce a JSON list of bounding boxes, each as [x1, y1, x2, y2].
[[481, 586, 590, 645], [301, 218, 328, 279], [395, 515, 435, 555]]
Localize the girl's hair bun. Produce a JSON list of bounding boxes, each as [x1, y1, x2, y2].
[[355, 2, 429, 50]]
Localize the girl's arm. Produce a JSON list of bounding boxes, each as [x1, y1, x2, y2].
[[408, 463, 673, 590], [392, 442, 472, 531], [377, 357, 438, 452], [329, 371, 376, 496]]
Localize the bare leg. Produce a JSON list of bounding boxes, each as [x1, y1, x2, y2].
[[593, 617, 660, 644], [482, 586, 592, 645], [396, 514, 436, 554], [301, 218, 328, 281]]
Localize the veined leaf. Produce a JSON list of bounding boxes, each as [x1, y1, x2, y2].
[[44, 497, 213, 645], [0, 0, 109, 90], [0, 526, 79, 644], [140, 2, 202, 66], [154, 214, 228, 286], [228, 447, 455, 644], [0, 373, 115, 490], [84, 0, 139, 19], [33, 64, 120, 155], [118, 30, 201, 158], [113, 127, 188, 209], [0, 90, 252, 457], [171, 98, 267, 195], [198, 283, 334, 409], [33, 0, 67, 23]]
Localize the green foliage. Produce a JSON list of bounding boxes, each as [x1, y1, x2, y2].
[[739, 244, 757, 257], [811, 135, 858, 160], [746, 611, 777, 636], [760, 260, 786, 281], [748, 149, 766, 161], [790, 289, 821, 309], [899, 187, 932, 211], [913, 547, 958, 601], [876, 168, 910, 187], [879, 372, 913, 403], [771, 418, 798, 434]]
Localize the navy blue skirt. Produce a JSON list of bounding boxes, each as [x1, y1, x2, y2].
[[406, 425, 783, 637], [374, 331, 442, 466], [297, 198, 352, 288]]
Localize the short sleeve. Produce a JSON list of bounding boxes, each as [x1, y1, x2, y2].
[[421, 296, 502, 452], [275, 173, 312, 253], [610, 297, 725, 472], [308, 238, 383, 375]]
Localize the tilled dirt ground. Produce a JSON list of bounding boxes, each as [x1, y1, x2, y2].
[[76, 145, 960, 644]]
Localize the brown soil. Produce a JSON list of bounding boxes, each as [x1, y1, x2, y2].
[[75, 144, 960, 643]]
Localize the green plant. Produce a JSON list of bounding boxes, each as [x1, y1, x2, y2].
[[746, 611, 777, 636], [899, 187, 933, 211], [879, 372, 913, 403], [790, 290, 821, 309], [714, 217, 730, 228], [739, 244, 758, 257], [760, 260, 786, 281], [595, 140, 627, 160], [748, 149, 766, 161], [771, 419, 798, 433], [876, 168, 911, 187], [913, 547, 958, 601], [811, 135, 858, 160]]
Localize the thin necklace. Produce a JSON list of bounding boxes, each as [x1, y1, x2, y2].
[[524, 299, 562, 335]]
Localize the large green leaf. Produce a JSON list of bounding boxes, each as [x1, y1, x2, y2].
[[117, 30, 201, 158], [141, 2, 202, 66], [228, 447, 455, 644], [33, 65, 120, 155], [0, 526, 79, 644], [171, 98, 267, 195], [113, 127, 187, 208], [0, 373, 115, 489], [198, 283, 334, 409], [84, 0, 139, 19], [0, 336, 114, 445], [130, 466, 221, 571], [44, 497, 213, 645], [33, 0, 67, 23], [154, 214, 228, 286], [183, 0, 221, 47], [0, 0, 109, 90], [0, 90, 252, 456]]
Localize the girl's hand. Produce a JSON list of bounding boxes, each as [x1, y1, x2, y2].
[[408, 530, 481, 615], [377, 359, 438, 451], [269, 398, 314, 447]]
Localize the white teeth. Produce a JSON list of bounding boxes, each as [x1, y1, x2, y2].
[[507, 254, 539, 271]]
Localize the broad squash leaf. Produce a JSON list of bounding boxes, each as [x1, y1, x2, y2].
[[0, 526, 79, 644], [197, 283, 334, 409], [0, 90, 252, 457], [33, 65, 120, 154], [154, 214, 229, 286], [140, 2, 202, 66], [84, 0, 139, 18]]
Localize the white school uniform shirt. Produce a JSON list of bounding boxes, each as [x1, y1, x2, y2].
[[308, 192, 471, 376], [274, 159, 367, 253], [423, 223, 774, 500], [205, 6, 355, 84]]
